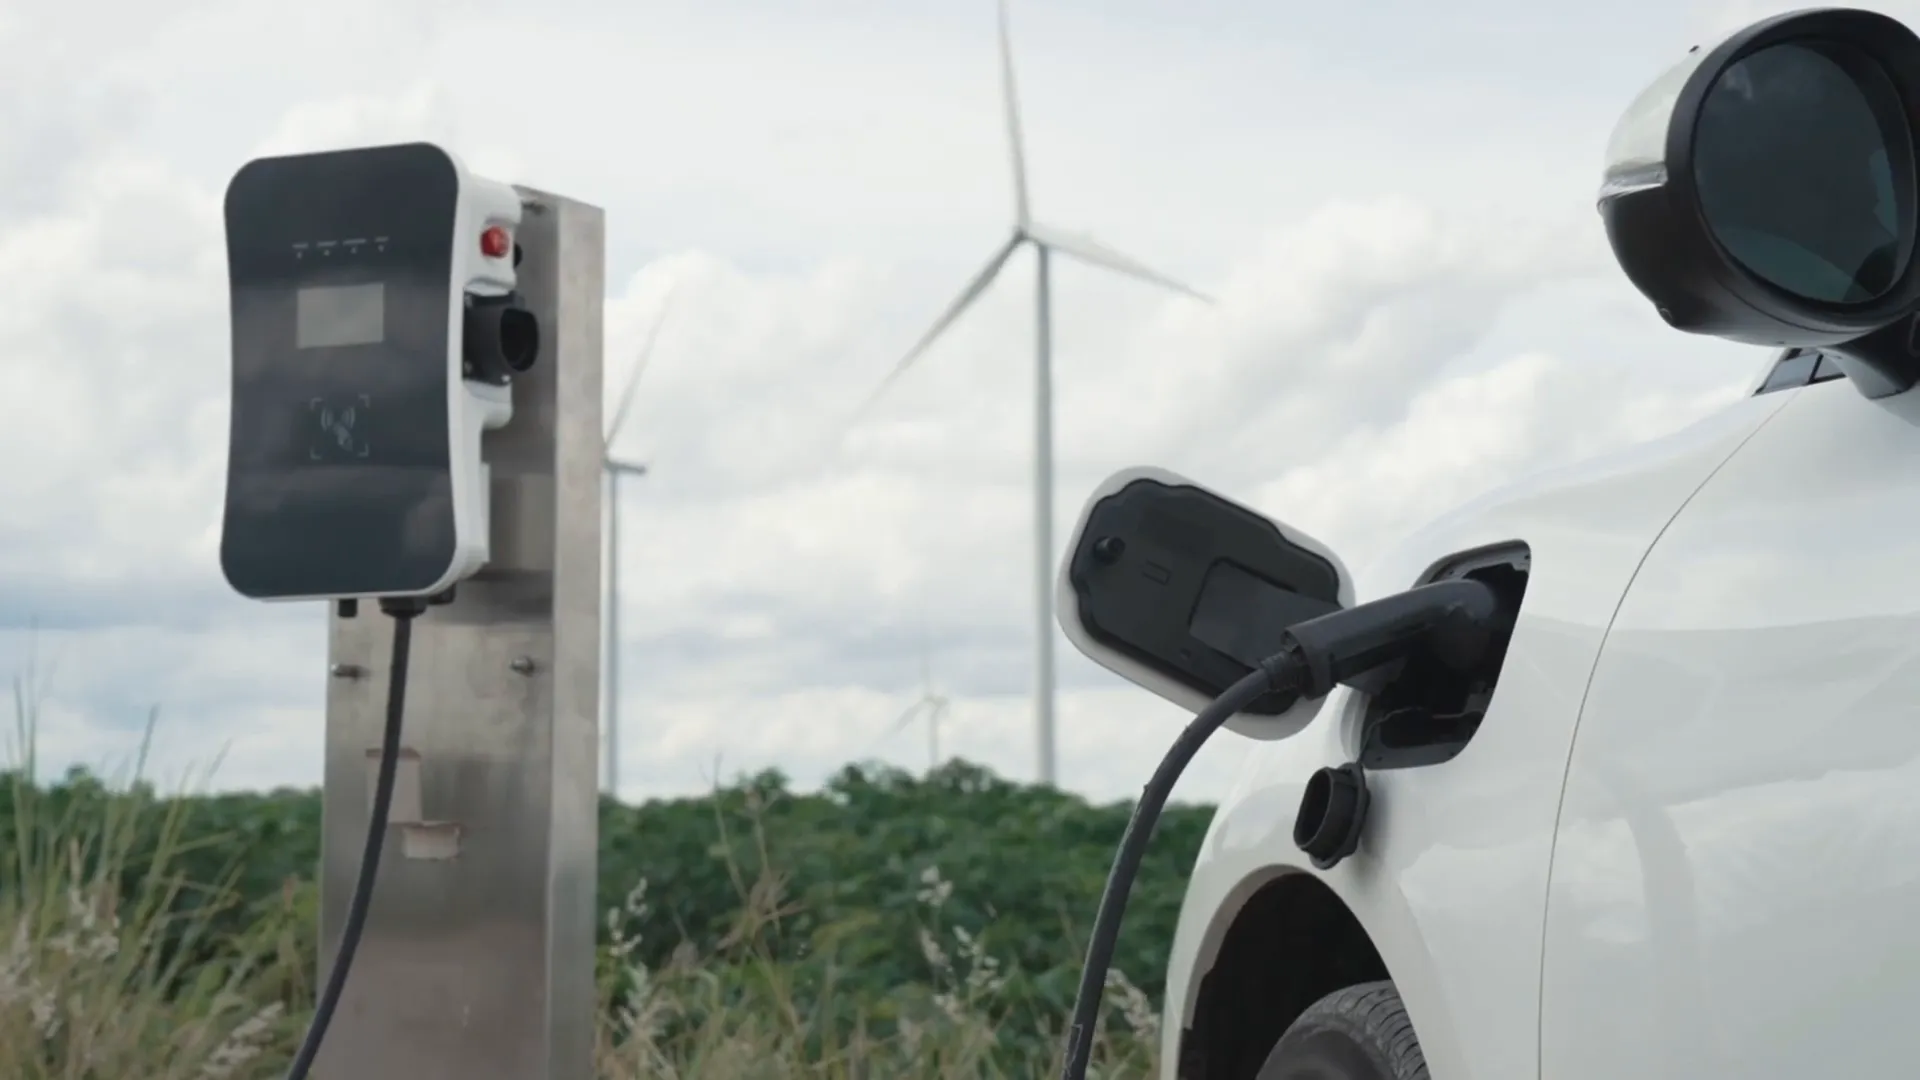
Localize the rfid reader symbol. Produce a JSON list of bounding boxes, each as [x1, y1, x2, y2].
[[310, 396, 373, 461]]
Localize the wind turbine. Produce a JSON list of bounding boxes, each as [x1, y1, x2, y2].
[[888, 630, 952, 774], [853, 0, 1211, 787], [602, 282, 678, 797]]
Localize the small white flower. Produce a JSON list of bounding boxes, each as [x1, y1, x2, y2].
[[933, 990, 965, 1023], [30, 988, 59, 1038], [623, 878, 651, 918], [915, 865, 953, 909], [200, 1002, 284, 1080], [918, 928, 950, 973], [1104, 967, 1161, 1043]]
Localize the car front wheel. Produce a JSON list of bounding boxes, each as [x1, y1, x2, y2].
[[1256, 980, 1429, 1080]]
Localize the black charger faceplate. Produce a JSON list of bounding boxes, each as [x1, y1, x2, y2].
[[221, 143, 462, 600]]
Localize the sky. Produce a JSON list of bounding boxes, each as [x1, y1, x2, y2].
[[4, 0, 1907, 805]]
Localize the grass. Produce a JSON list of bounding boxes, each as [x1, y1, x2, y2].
[[0, 676, 1164, 1078]]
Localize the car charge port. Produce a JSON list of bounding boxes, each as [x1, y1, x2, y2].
[[1355, 542, 1531, 770]]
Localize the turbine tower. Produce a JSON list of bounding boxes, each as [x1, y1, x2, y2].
[[602, 284, 677, 797], [855, 0, 1211, 787]]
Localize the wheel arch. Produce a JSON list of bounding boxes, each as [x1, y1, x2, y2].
[[1175, 870, 1392, 1079]]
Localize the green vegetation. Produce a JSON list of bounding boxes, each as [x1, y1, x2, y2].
[[0, 693, 1217, 1077]]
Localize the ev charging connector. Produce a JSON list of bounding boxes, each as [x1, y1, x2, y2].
[[220, 141, 540, 603]]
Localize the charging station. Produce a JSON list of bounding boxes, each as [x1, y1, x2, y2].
[[220, 143, 604, 1079]]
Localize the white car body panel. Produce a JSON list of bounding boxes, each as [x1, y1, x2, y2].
[[1159, 387, 1797, 1080], [1542, 377, 1920, 1079]]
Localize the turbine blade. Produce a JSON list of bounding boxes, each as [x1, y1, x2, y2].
[[607, 279, 681, 448], [845, 235, 1022, 427], [1026, 223, 1213, 303], [890, 700, 929, 735], [998, 0, 1031, 225]]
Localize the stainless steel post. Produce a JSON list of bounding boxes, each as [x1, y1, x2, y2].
[[317, 187, 605, 1079]]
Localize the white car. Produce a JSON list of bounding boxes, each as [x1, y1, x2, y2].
[[1057, 9, 1920, 1079]]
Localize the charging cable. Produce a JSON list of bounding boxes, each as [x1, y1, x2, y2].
[[284, 596, 428, 1080], [1056, 578, 1508, 1080]]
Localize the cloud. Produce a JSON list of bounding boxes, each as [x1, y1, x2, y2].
[[1696, 0, 1920, 38], [1, 1, 1773, 804], [0, 151, 226, 620]]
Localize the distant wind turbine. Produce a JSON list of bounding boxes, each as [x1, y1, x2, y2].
[[850, 0, 1212, 787], [602, 282, 678, 797], [888, 627, 951, 774]]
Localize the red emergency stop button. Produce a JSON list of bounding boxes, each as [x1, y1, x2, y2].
[[481, 225, 512, 259]]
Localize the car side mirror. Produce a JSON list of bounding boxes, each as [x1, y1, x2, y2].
[[1056, 467, 1355, 741], [1598, 8, 1920, 398]]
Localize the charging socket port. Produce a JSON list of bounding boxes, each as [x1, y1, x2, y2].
[[1355, 542, 1530, 770]]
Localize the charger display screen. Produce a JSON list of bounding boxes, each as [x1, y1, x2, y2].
[[297, 282, 386, 349]]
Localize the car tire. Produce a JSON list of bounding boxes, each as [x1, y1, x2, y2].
[[1255, 980, 1430, 1080]]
